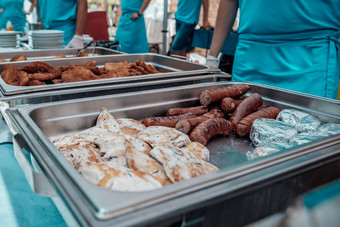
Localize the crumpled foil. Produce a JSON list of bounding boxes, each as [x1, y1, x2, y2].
[[247, 115, 340, 160], [290, 123, 340, 145], [317, 123, 340, 136], [250, 118, 298, 147], [246, 146, 280, 160], [276, 109, 321, 132], [289, 132, 324, 145], [246, 141, 295, 160]]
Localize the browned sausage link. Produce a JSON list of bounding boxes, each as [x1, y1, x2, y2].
[[199, 84, 250, 106], [166, 106, 208, 117], [142, 112, 196, 127], [229, 93, 263, 126], [220, 97, 243, 112], [204, 108, 225, 118], [235, 107, 281, 136], [256, 104, 269, 111], [189, 118, 234, 145], [175, 108, 224, 134]]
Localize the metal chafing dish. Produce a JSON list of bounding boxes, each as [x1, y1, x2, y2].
[[5, 82, 340, 226], [0, 74, 229, 107], [0, 53, 214, 95], [0, 47, 121, 62]]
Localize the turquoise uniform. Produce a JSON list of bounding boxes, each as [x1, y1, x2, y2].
[[37, 0, 77, 45], [170, 0, 203, 52], [233, 0, 340, 99], [176, 0, 202, 24], [115, 0, 148, 53], [0, 0, 26, 32]]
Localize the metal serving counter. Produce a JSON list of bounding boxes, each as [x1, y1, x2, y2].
[[5, 82, 340, 226]]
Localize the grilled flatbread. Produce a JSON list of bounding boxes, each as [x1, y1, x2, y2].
[[79, 162, 162, 191], [125, 142, 171, 186], [137, 126, 190, 148], [96, 107, 121, 133], [117, 118, 146, 137], [50, 135, 101, 169], [75, 127, 128, 167], [150, 145, 218, 183]]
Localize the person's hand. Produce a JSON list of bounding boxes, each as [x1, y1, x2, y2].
[[0, 9, 4, 14], [130, 13, 140, 20], [202, 20, 213, 30], [206, 55, 220, 68], [65, 35, 84, 48]]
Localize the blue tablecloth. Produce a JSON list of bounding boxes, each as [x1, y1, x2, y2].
[[0, 117, 66, 226]]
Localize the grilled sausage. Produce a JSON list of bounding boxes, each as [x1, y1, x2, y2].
[[229, 93, 263, 126], [166, 106, 208, 116], [235, 107, 281, 136], [142, 112, 196, 127], [220, 97, 243, 112], [199, 84, 250, 106], [175, 108, 224, 134], [189, 118, 234, 145], [256, 104, 269, 111]]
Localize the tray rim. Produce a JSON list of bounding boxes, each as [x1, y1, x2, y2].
[[0, 53, 213, 95], [7, 82, 340, 221], [0, 47, 121, 60]]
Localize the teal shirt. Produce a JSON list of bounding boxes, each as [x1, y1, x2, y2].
[[37, 0, 77, 45], [175, 0, 202, 24], [0, 0, 26, 32], [115, 0, 149, 53], [233, 0, 340, 99], [120, 0, 141, 13], [238, 0, 340, 39], [37, 0, 77, 27]]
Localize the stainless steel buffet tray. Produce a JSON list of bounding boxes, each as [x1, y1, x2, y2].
[[0, 74, 229, 107], [0, 47, 121, 62], [6, 82, 340, 226], [0, 53, 213, 95]]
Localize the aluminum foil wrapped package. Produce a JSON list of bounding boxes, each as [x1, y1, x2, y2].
[[317, 123, 340, 137], [290, 123, 340, 145], [289, 132, 325, 145], [246, 142, 295, 160], [276, 109, 321, 132], [250, 118, 298, 147], [246, 146, 280, 160]]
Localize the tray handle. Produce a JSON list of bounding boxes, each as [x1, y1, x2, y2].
[[13, 133, 58, 198]]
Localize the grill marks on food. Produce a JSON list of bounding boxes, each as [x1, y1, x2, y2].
[[150, 144, 218, 183], [50, 108, 218, 192]]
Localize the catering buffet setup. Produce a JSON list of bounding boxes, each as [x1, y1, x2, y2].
[[0, 48, 340, 226]]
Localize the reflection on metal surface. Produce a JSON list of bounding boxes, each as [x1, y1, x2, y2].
[[4, 82, 340, 226]]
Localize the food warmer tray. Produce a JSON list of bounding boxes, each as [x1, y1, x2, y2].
[[0, 47, 121, 62], [0, 74, 229, 107], [0, 53, 216, 95], [6, 82, 340, 226]]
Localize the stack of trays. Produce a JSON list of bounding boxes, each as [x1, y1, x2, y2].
[[0, 31, 19, 48], [28, 30, 64, 49]]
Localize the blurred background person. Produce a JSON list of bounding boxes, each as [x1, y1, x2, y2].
[[115, 0, 151, 53], [169, 0, 212, 56], [37, 0, 87, 48], [207, 0, 340, 99], [0, 0, 37, 33]]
